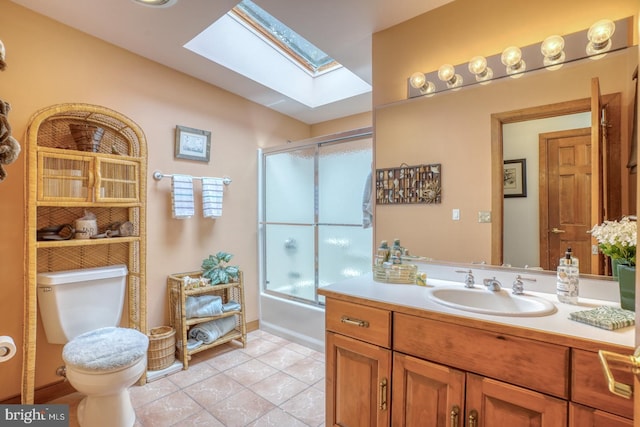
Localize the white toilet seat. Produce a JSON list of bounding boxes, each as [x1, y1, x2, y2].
[[63, 327, 148, 372]]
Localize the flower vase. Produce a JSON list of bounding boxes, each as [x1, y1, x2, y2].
[[616, 264, 636, 311], [611, 257, 622, 279]]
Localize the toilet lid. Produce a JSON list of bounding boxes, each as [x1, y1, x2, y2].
[[63, 327, 149, 372]]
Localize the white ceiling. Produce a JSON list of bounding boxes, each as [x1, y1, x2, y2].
[[11, 0, 451, 124]]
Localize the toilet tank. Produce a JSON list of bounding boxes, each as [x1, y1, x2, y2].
[[37, 265, 128, 344]]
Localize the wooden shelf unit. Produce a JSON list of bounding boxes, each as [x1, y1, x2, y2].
[[167, 271, 247, 369]]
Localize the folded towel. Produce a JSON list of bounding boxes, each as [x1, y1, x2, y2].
[[202, 177, 224, 218], [185, 295, 223, 318], [188, 316, 237, 344], [569, 306, 635, 330], [186, 338, 203, 351], [222, 300, 241, 312], [171, 174, 195, 219]]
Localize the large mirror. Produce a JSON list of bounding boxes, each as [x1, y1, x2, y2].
[[374, 45, 638, 279]]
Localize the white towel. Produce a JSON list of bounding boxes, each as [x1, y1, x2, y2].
[[171, 174, 195, 219], [202, 177, 224, 218]]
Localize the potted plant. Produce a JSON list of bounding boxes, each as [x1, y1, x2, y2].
[[590, 216, 637, 310], [201, 251, 239, 285]]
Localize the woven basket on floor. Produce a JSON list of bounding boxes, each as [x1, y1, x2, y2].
[[147, 326, 176, 371]]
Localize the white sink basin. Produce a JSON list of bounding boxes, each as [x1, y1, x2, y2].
[[427, 287, 557, 317]]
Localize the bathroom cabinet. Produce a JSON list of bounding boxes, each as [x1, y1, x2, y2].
[[323, 295, 633, 427], [24, 104, 147, 403], [167, 271, 247, 369]]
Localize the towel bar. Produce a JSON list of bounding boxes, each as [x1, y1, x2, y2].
[[152, 170, 232, 185]]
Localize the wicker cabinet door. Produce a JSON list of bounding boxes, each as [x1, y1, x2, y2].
[[38, 151, 93, 202], [95, 157, 139, 202]]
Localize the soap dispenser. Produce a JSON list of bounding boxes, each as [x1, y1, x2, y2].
[[556, 248, 579, 304]]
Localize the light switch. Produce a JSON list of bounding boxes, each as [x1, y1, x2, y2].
[[452, 209, 460, 221], [478, 211, 491, 223]]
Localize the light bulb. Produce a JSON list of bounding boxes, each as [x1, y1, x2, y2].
[[409, 72, 435, 96], [541, 35, 565, 70], [501, 46, 526, 78], [409, 72, 426, 89], [468, 56, 493, 83], [438, 64, 463, 89], [586, 19, 615, 58]]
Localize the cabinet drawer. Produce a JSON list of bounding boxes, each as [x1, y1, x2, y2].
[[571, 349, 633, 419], [394, 313, 569, 398], [326, 299, 391, 348]]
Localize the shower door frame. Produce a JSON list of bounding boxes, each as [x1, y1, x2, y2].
[[258, 127, 373, 307]]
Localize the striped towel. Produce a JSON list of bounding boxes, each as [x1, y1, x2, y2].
[[202, 177, 224, 218], [171, 174, 195, 219]]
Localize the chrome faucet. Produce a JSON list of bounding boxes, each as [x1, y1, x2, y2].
[[512, 275, 536, 295], [483, 277, 502, 291], [456, 269, 475, 288]]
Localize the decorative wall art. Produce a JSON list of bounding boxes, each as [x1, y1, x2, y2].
[[503, 158, 527, 198], [376, 163, 441, 204], [175, 125, 211, 162]]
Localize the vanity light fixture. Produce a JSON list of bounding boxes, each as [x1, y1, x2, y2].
[[501, 46, 526, 78], [438, 64, 463, 89], [541, 35, 565, 70], [406, 17, 629, 99], [586, 19, 616, 58], [131, 0, 178, 7], [468, 56, 493, 84], [409, 72, 436, 95]]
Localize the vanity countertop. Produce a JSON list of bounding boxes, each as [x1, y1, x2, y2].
[[318, 273, 635, 353]]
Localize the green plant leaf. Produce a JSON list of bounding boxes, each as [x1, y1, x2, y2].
[[226, 266, 239, 278]]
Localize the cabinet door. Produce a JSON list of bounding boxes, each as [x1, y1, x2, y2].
[[466, 373, 567, 427], [326, 332, 391, 427], [392, 352, 465, 427], [570, 403, 632, 427], [95, 157, 139, 202], [38, 151, 92, 201]]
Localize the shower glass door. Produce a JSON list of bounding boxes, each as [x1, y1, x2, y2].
[[260, 130, 372, 305]]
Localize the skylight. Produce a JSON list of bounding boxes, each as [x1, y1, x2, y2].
[[233, 0, 338, 75], [183, 0, 370, 109]]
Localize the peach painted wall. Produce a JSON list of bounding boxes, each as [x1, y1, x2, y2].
[[0, 1, 318, 400], [310, 112, 372, 137], [372, 0, 638, 263]]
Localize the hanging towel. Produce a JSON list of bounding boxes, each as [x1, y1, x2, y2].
[[171, 174, 195, 219], [202, 177, 224, 218], [362, 171, 373, 228]]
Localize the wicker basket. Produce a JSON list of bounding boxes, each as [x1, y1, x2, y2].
[[68, 123, 105, 152], [147, 326, 176, 371], [373, 263, 418, 284]]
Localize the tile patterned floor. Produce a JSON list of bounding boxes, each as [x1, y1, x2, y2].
[[52, 330, 326, 426]]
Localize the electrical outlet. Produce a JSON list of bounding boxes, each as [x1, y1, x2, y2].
[[478, 211, 491, 223], [452, 209, 460, 221]]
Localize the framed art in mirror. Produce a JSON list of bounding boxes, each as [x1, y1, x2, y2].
[[376, 163, 441, 204], [503, 158, 526, 198], [175, 125, 211, 162]]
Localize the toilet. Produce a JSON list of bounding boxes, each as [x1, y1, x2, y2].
[[37, 265, 148, 427]]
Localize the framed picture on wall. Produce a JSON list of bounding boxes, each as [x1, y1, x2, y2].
[[175, 125, 211, 162], [503, 158, 527, 198]]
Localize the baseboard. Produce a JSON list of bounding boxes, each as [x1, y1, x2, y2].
[[1, 380, 77, 404]]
